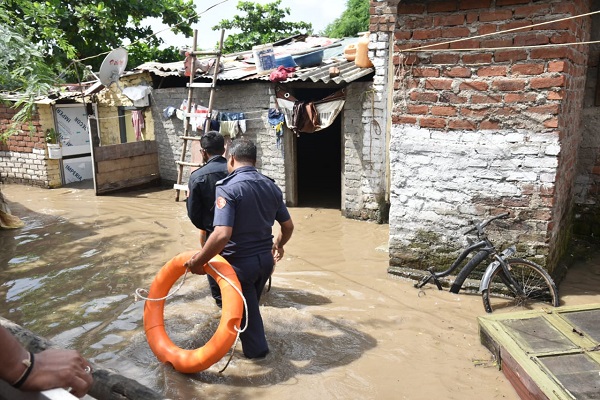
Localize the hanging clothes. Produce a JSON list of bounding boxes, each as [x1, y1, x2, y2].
[[131, 110, 145, 141], [291, 101, 320, 135], [275, 88, 346, 134], [268, 108, 285, 150]]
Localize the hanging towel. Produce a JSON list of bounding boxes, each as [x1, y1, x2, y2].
[[131, 110, 145, 141]]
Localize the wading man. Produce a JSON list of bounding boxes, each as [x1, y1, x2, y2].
[[185, 138, 294, 359]]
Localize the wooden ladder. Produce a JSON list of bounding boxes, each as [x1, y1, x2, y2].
[[174, 29, 225, 201]]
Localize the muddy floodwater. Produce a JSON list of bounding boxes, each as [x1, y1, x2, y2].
[[1, 183, 599, 400]]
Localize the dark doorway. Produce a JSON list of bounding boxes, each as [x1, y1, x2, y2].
[[295, 89, 342, 209]]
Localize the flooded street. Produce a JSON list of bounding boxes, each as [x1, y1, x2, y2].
[[1, 182, 599, 399]]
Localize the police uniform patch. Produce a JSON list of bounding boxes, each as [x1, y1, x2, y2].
[[216, 196, 227, 209]]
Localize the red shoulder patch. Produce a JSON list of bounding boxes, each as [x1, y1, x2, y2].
[[216, 196, 227, 209]]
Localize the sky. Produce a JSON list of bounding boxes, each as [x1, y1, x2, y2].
[[148, 0, 348, 49]]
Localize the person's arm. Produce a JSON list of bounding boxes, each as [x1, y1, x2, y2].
[[184, 225, 232, 274], [0, 326, 93, 398], [272, 218, 294, 262]]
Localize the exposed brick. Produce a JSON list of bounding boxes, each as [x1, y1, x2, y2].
[[477, 66, 507, 76], [425, 78, 454, 90], [530, 47, 570, 60], [495, 49, 528, 62], [420, 117, 447, 129], [413, 67, 440, 77], [442, 27, 470, 38], [480, 120, 501, 129], [514, 33, 550, 47], [398, 4, 426, 14], [432, 53, 461, 64], [427, 1, 457, 13], [449, 39, 480, 49], [505, 93, 537, 103], [482, 39, 513, 48], [409, 92, 439, 102], [547, 61, 567, 73], [496, 0, 529, 5], [501, 21, 533, 32], [463, 53, 493, 64], [431, 105, 458, 116], [512, 63, 545, 75], [445, 67, 472, 78], [459, 0, 492, 10], [472, 94, 502, 103], [479, 10, 513, 22], [478, 25, 497, 35], [550, 32, 576, 45], [543, 118, 559, 128], [439, 92, 468, 104], [547, 90, 564, 100], [395, 31, 412, 41], [434, 14, 465, 26], [530, 76, 566, 89], [407, 105, 429, 114], [492, 78, 527, 91], [459, 81, 489, 91], [449, 119, 477, 130], [413, 29, 442, 40], [514, 4, 551, 18], [527, 104, 560, 115], [393, 115, 418, 124]]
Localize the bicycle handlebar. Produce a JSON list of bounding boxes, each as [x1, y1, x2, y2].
[[464, 211, 510, 236]]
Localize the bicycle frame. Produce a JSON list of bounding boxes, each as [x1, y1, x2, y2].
[[479, 246, 517, 292]]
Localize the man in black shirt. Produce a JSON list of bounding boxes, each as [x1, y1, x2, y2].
[[186, 131, 229, 306]]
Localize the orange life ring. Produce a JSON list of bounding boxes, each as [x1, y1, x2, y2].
[[143, 251, 243, 373]]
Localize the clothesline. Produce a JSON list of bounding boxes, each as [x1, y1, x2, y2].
[[401, 9, 600, 53]]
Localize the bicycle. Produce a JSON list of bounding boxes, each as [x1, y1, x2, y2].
[[414, 212, 559, 313]]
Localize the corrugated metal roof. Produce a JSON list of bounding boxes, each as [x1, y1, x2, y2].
[[134, 36, 374, 85]]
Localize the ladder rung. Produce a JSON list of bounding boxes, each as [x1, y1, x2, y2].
[[176, 161, 203, 167], [181, 136, 202, 141], [173, 184, 189, 191], [188, 50, 221, 57], [187, 83, 215, 88]]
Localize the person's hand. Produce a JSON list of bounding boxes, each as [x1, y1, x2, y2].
[[184, 253, 203, 274], [272, 244, 284, 262], [21, 349, 93, 398]]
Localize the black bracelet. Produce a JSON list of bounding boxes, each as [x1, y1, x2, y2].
[[12, 352, 34, 388]]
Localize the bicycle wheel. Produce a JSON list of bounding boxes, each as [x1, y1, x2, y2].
[[482, 258, 559, 313]]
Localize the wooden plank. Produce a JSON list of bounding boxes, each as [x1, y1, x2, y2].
[[94, 141, 157, 162], [96, 175, 160, 194], [96, 166, 159, 186], [96, 154, 158, 174]]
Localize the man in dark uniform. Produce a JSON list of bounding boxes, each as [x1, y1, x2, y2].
[[186, 131, 229, 307], [185, 138, 294, 359]]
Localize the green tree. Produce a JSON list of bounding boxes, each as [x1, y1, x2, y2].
[[322, 0, 369, 38], [212, 0, 313, 53], [0, 0, 198, 74]]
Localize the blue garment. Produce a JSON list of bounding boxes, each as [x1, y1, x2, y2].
[[214, 166, 290, 258], [213, 165, 291, 358]]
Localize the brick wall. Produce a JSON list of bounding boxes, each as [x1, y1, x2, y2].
[[381, 0, 591, 275], [573, 7, 600, 237], [0, 103, 61, 187]]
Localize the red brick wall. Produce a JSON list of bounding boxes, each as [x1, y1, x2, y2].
[[0, 104, 45, 152], [387, 0, 592, 271], [393, 0, 590, 133]]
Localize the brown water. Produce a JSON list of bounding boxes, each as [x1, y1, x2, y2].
[[1, 182, 599, 400]]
